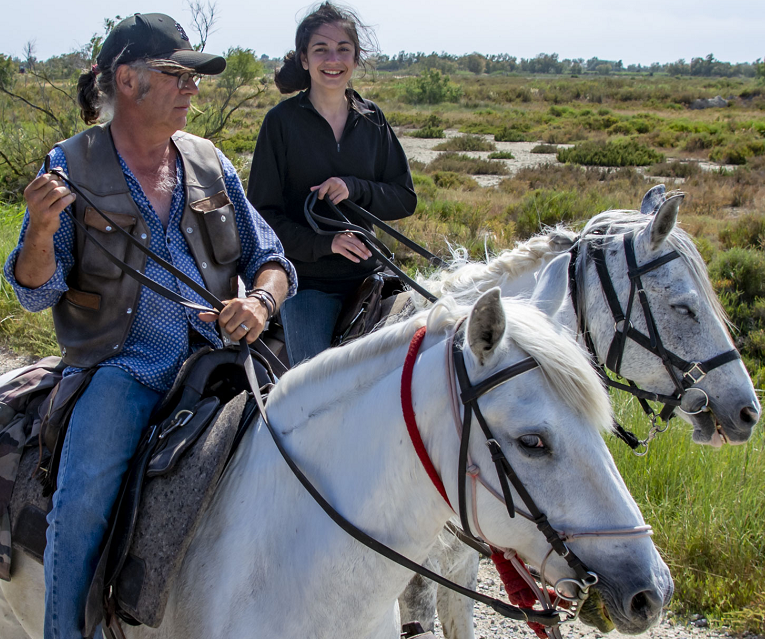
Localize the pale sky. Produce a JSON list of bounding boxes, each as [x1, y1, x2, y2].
[[4, 0, 764, 66]]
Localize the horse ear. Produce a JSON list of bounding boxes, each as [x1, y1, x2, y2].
[[644, 193, 684, 252], [467, 288, 506, 365], [640, 184, 666, 216], [530, 253, 571, 319]]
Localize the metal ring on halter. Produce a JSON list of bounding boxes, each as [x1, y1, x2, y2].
[[554, 572, 599, 602], [614, 319, 633, 333], [678, 387, 710, 415]]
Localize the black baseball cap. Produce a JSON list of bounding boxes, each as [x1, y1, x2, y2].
[[96, 13, 226, 75]]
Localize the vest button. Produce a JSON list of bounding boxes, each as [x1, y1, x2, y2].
[[113, 344, 119, 350], [220, 215, 226, 222], [141, 233, 147, 240], [201, 262, 208, 269], [186, 227, 194, 234], [126, 308, 133, 314], [105, 226, 112, 232], [61, 347, 66, 356]]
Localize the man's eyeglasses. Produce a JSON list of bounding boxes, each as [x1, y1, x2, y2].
[[148, 69, 202, 90]]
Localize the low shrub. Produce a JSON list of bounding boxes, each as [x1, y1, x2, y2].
[[719, 214, 765, 250], [431, 171, 479, 190], [647, 161, 701, 178], [557, 140, 664, 167], [400, 70, 463, 105], [433, 135, 496, 152], [530, 144, 558, 154], [495, 126, 527, 142], [487, 151, 515, 159], [426, 153, 509, 175], [409, 127, 445, 139]]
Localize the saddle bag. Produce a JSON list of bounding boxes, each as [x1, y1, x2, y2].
[[333, 271, 406, 346]]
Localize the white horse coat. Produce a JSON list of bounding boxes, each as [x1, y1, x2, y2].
[[1, 288, 672, 639]]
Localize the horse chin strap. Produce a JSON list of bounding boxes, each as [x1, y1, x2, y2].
[[570, 232, 741, 454]]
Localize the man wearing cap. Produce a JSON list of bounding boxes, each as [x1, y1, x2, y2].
[[3, 13, 296, 638]]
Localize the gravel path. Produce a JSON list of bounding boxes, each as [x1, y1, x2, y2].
[[429, 558, 754, 639]]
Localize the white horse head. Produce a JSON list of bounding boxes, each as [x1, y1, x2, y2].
[[418, 186, 761, 448], [576, 188, 760, 446]]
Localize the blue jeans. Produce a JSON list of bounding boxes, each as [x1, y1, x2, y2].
[[280, 289, 346, 366], [44, 366, 162, 639]]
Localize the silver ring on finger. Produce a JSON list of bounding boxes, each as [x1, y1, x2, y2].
[[239, 323, 249, 332]]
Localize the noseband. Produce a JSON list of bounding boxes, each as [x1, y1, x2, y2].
[[570, 231, 741, 453]]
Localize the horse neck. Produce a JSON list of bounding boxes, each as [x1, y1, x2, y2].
[[251, 329, 457, 559]]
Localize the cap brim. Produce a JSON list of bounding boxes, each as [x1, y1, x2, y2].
[[164, 50, 226, 75]]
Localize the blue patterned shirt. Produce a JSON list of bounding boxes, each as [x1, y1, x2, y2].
[[4, 145, 297, 392]]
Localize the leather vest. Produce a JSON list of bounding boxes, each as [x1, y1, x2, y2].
[[54, 124, 241, 368]]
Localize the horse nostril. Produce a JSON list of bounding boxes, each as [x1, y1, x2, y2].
[[740, 405, 760, 426], [630, 590, 661, 619]]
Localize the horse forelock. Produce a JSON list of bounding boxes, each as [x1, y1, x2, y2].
[[488, 298, 613, 433], [580, 210, 730, 332]]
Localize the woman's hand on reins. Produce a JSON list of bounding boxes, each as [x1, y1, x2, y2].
[[199, 297, 269, 344], [331, 232, 372, 263], [311, 177, 349, 205]]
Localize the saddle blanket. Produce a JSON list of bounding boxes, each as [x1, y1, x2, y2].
[[9, 390, 248, 627]]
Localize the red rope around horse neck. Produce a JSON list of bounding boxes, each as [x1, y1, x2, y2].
[[401, 326, 453, 508]]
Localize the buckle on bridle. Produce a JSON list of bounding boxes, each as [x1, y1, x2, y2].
[[683, 362, 706, 385], [613, 319, 633, 334]]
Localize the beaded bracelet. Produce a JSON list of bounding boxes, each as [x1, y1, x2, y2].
[[245, 288, 276, 319]]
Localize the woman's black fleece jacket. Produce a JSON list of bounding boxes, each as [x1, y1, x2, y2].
[[246, 91, 417, 294]]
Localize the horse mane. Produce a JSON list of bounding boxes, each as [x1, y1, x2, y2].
[[273, 295, 613, 433], [414, 229, 578, 309], [576, 210, 730, 331]]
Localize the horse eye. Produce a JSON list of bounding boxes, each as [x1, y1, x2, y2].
[[518, 434, 545, 449], [672, 304, 697, 319]]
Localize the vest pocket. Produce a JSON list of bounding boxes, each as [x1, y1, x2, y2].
[[190, 191, 241, 265], [81, 207, 139, 279]]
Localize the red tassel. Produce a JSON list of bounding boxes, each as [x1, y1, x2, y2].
[[490, 552, 549, 639]]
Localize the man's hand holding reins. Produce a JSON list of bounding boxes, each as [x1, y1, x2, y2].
[[15, 169, 75, 289], [200, 297, 269, 344]]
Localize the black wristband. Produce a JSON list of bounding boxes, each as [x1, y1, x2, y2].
[[246, 288, 276, 319]]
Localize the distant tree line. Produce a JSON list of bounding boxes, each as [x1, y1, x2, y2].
[[371, 51, 760, 78], [2, 45, 760, 80]]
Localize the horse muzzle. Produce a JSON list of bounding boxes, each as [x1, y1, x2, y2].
[[590, 564, 673, 635], [683, 391, 761, 447]]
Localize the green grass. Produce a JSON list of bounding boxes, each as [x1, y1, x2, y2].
[[609, 395, 765, 632], [487, 151, 515, 160], [0, 203, 58, 358]]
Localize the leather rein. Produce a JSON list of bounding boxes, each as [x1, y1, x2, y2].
[[568, 231, 741, 454]]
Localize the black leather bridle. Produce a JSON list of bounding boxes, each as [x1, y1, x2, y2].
[[569, 230, 741, 452], [452, 334, 598, 592]]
